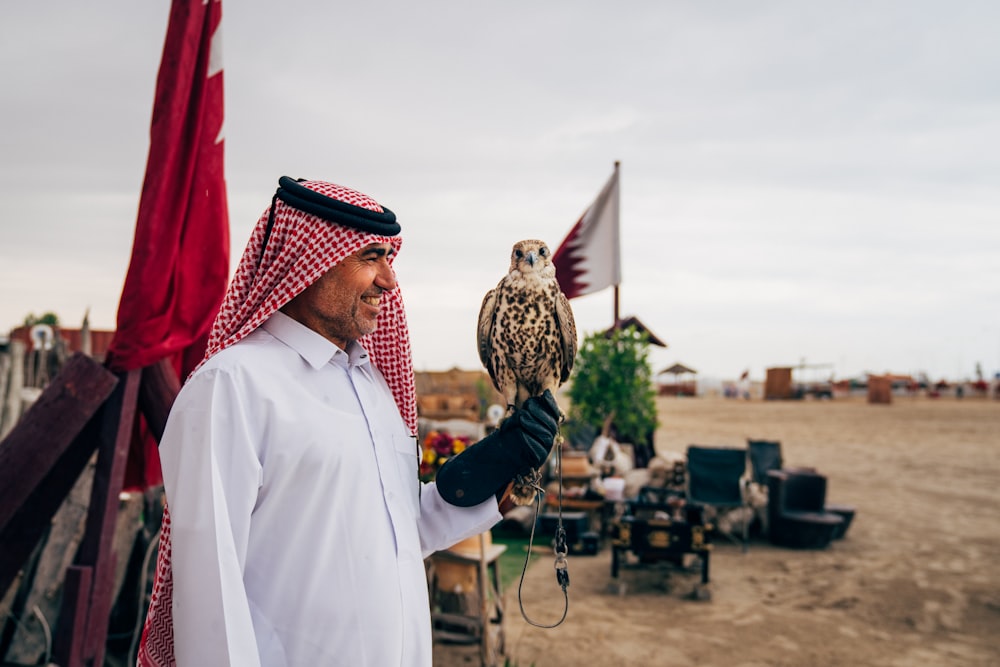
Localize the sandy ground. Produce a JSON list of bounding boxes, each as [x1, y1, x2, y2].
[[433, 395, 1000, 667]]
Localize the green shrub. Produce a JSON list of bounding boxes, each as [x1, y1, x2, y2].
[[567, 324, 657, 448]]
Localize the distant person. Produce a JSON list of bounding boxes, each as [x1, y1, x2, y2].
[[739, 369, 751, 400], [137, 177, 559, 666], [589, 413, 634, 477]]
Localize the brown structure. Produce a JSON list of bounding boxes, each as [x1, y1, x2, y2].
[[867, 375, 893, 404], [8, 325, 116, 362], [765, 367, 794, 400], [602, 315, 667, 347], [657, 362, 697, 397], [414, 368, 501, 421], [0, 355, 181, 667]]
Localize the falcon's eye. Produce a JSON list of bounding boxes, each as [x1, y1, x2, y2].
[[514, 250, 523, 259], [539, 247, 548, 257]]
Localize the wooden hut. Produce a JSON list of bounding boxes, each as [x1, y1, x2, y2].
[[602, 315, 668, 347], [657, 363, 697, 397], [765, 367, 794, 400], [867, 375, 893, 404]]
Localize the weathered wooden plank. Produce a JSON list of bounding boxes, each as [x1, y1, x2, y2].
[[0, 566, 24, 640], [2, 456, 95, 664], [109, 493, 145, 617], [0, 340, 26, 439], [0, 411, 103, 603], [0, 352, 10, 428], [0, 354, 117, 600], [139, 357, 180, 442], [79, 369, 140, 665], [51, 565, 92, 667], [0, 353, 118, 532]]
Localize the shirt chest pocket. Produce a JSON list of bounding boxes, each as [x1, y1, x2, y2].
[[392, 434, 421, 518]]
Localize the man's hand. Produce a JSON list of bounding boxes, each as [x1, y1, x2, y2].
[[498, 390, 560, 472], [435, 390, 561, 507]]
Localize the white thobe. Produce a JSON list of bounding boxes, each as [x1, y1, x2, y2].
[[159, 311, 501, 666]]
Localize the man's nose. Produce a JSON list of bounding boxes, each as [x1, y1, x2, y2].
[[375, 261, 397, 291]]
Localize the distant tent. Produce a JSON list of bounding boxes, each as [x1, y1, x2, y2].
[[657, 362, 697, 396], [660, 363, 697, 376]]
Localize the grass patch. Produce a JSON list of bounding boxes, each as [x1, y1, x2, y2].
[[492, 529, 544, 593]]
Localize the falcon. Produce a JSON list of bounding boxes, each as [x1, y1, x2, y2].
[[478, 239, 577, 504]]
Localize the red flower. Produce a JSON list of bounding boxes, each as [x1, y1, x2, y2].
[[420, 430, 472, 483]]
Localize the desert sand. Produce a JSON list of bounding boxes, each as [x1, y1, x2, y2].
[[434, 394, 1000, 667]]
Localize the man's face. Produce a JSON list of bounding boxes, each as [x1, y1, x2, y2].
[[282, 242, 397, 350]]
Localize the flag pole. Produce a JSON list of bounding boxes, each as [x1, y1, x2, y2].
[[613, 160, 621, 328]]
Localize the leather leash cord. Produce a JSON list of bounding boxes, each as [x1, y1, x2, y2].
[[516, 430, 569, 628]]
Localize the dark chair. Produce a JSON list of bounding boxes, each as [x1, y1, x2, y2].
[[608, 486, 711, 596], [560, 419, 598, 452], [767, 469, 844, 549], [747, 439, 783, 487], [825, 504, 856, 540], [685, 445, 750, 551]]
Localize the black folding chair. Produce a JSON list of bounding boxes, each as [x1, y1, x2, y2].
[[685, 445, 750, 551]]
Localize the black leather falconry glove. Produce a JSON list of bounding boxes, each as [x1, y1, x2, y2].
[[435, 390, 560, 507]]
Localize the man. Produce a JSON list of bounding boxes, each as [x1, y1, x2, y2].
[[137, 177, 559, 666]]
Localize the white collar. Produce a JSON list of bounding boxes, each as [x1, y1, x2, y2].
[[262, 311, 370, 370]]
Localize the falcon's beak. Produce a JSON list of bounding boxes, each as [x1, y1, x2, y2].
[[525, 251, 537, 268]]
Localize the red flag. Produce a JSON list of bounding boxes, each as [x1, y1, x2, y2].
[[552, 163, 621, 299], [106, 0, 229, 487], [108, 0, 228, 374]]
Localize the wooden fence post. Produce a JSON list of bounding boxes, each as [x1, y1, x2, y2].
[[0, 354, 118, 598], [67, 369, 140, 667]]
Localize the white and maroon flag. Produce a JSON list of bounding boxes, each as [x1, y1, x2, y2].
[[108, 0, 229, 380], [552, 163, 621, 299], [108, 0, 229, 487]]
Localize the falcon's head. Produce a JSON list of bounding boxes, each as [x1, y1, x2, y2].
[[508, 239, 555, 279]]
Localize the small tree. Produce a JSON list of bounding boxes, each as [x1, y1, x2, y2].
[[23, 312, 60, 327], [567, 324, 657, 451]]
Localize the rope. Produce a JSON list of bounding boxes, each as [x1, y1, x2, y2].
[[516, 431, 569, 628], [2, 605, 52, 665]]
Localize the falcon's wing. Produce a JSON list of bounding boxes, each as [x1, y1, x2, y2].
[[555, 290, 578, 383], [477, 286, 500, 381]]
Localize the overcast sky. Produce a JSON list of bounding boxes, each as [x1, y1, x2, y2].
[[1, 1, 997, 382]]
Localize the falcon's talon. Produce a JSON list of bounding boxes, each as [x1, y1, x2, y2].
[[510, 468, 545, 506]]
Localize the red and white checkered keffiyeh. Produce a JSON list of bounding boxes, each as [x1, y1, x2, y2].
[[137, 180, 416, 666], [203, 179, 416, 431]]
